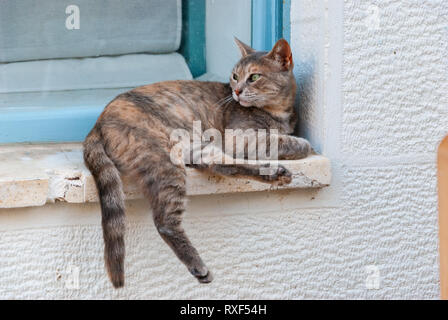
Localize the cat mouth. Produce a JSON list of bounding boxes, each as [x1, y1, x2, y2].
[[239, 99, 252, 107], [234, 97, 252, 107], [232, 93, 253, 107]]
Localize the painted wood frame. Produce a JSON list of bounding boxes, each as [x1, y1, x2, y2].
[[439, 136, 448, 299], [251, 0, 290, 51], [179, 0, 206, 78]]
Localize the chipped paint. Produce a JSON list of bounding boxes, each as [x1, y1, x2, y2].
[[0, 143, 331, 208]]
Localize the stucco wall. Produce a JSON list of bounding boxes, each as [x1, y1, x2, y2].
[[0, 0, 446, 299], [292, 0, 446, 299]]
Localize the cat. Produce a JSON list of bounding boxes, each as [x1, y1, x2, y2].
[[83, 38, 312, 288]]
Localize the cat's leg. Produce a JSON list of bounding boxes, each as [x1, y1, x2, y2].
[[196, 163, 292, 186], [223, 131, 312, 161], [189, 134, 310, 184], [189, 146, 292, 185], [138, 156, 213, 283], [270, 134, 313, 160]]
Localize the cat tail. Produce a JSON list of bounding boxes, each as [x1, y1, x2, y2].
[[83, 127, 126, 288]]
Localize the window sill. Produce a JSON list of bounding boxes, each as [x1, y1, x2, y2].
[[0, 143, 331, 209]]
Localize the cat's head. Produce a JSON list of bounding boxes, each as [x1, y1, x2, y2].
[[230, 38, 296, 108]]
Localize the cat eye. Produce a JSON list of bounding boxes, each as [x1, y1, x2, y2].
[[249, 74, 261, 82], [232, 73, 239, 81]]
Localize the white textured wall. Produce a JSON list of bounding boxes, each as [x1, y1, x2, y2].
[[0, 0, 446, 299], [0, 190, 332, 299], [291, 0, 447, 299]]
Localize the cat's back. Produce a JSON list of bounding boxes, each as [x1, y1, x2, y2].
[[96, 80, 232, 135], [136, 80, 230, 96], [110, 80, 230, 113]]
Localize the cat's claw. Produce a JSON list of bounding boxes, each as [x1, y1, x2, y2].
[[190, 266, 214, 284], [196, 271, 214, 284], [273, 166, 292, 186], [260, 164, 292, 186]]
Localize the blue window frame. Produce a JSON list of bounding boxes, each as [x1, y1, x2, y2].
[[0, 0, 289, 144], [179, 0, 206, 78], [252, 0, 290, 51]]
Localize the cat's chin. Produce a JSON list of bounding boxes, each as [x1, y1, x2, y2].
[[238, 99, 253, 107]]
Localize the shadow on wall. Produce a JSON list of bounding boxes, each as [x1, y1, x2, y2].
[[293, 59, 319, 153]]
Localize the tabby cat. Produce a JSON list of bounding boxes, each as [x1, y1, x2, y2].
[[83, 38, 311, 288]]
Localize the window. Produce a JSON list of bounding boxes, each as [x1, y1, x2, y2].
[[0, 0, 288, 143]]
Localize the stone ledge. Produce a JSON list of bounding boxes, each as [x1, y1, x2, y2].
[[0, 143, 331, 209]]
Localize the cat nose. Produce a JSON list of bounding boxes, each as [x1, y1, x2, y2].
[[234, 89, 241, 96]]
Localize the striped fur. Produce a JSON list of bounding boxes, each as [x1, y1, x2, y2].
[[83, 128, 126, 288], [83, 39, 311, 288]]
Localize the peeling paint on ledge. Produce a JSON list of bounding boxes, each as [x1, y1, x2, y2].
[[0, 143, 331, 209]]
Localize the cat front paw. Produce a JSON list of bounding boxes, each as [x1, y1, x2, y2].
[[260, 164, 292, 186], [280, 136, 313, 160]]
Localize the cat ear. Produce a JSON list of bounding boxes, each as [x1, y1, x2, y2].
[[234, 37, 255, 57], [265, 39, 293, 70]]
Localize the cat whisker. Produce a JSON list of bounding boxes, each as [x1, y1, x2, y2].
[[212, 95, 232, 108], [212, 95, 228, 104], [222, 96, 234, 109], [216, 96, 233, 108]]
